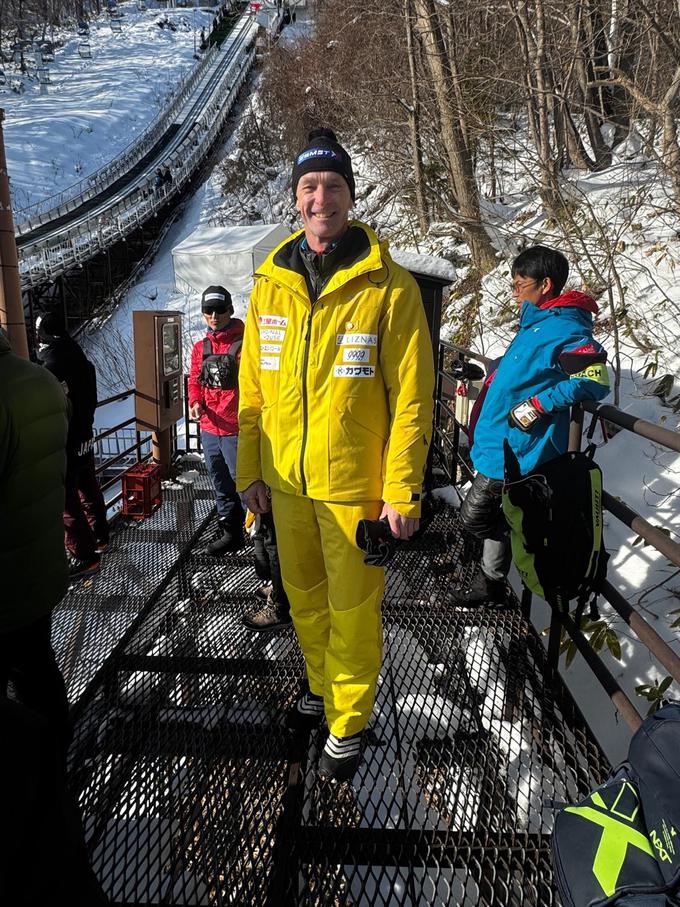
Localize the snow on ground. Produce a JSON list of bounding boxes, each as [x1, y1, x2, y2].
[[10, 2, 680, 763], [3, 0, 215, 213]]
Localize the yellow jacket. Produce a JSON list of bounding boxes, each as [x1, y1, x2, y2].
[[236, 221, 435, 517]]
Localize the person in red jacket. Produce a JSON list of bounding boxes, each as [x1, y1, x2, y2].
[[188, 286, 246, 555]]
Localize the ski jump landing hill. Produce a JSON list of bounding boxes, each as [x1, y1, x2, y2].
[[15, 6, 259, 292]]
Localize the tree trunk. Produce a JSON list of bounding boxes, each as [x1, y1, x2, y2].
[[413, 0, 496, 272], [512, 0, 560, 214], [567, 0, 613, 171], [404, 0, 428, 233]]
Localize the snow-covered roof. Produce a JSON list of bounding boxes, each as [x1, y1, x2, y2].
[[391, 249, 457, 284]]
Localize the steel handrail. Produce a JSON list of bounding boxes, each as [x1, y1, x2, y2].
[[97, 388, 135, 407], [100, 450, 152, 493], [95, 436, 151, 478], [583, 400, 680, 453], [603, 491, 680, 569], [439, 339, 493, 369]]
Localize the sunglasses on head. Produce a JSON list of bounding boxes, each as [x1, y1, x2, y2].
[[203, 306, 229, 315]]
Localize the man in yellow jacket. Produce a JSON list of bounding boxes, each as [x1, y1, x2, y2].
[[236, 127, 435, 782]]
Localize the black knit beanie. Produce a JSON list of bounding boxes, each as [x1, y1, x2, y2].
[[201, 285, 233, 312], [291, 128, 355, 201]]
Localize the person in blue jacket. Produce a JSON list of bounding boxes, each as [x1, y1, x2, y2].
[[451, 245, 610, 607]]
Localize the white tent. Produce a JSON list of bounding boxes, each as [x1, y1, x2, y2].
[[171, 223, 291, 295]]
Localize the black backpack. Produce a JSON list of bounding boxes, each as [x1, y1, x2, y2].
[[198, 335, 242, 391], [552, 704, 680, 906], [501, 439, 608, 613]]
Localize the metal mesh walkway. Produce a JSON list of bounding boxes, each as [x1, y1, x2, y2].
[[56, 465, 610, 906]]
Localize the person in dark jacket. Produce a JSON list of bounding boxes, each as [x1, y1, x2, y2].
[[188, 286, 246, 555], [0, 698, 109, 905], [38, 312, 109, 578], [0, 327, 71, 758], [450, 246, 610, 607]]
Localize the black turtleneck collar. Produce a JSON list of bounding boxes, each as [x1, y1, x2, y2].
[[273, 225, 371, 303]]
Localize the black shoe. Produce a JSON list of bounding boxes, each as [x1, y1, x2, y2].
[[242, 601, 292, 632], [255, 582, 273, 601], [285, 691, 324, 732], [94, 538, 109, 554], [318, 731, 363, 783], [449, 571, 507, 607], [68, 553, 100, 579], [207, 519, 245, 556]]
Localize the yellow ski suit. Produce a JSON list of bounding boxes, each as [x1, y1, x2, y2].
[[236, 221, 435, 736]]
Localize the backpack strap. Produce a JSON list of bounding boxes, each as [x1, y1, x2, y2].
[[585, 409, 600, 441], [202, 335, 241, 359]]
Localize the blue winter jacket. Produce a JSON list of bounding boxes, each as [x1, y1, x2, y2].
[[471, 292, 610, 479]]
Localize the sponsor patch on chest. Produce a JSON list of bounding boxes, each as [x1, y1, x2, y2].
[[259, 315, 288, 327], [261, 328, 286, 342], [334, 365, 376, 378], [261, 356, 280, 371], [343, 347, 371, 363], [336, 332, 377, 346]]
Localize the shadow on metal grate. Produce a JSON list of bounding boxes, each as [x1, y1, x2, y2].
[[62, 471, 610, 907]]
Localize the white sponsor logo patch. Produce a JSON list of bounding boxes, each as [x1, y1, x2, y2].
[[260, 343, 282, 354], [343, 347, 371, 363], [334, 365, 376, 378], [336, 332, 377, 346], [261, 356, 280, 371], [261, 328, 286, 342], [259, 315, 288, 327]]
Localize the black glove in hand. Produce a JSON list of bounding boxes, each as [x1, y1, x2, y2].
[[356, 517, 399, 567], [450, 359, 485, 382], [508, 398, 542, 431]]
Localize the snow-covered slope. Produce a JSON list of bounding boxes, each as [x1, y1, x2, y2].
[[3, 0, 215, 212]]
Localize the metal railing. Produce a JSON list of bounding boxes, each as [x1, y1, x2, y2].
[[183, 374, 202, 453], [433, 340, 680, 734], [94, 389, 153, 511]]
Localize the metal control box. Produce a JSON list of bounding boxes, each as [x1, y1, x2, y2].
[[133, 311, 183, 432]]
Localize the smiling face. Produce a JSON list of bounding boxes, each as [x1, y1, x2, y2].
[[295, 170, 353, 252]]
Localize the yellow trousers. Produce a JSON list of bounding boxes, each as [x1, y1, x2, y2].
[[270, 490, 384, 737]]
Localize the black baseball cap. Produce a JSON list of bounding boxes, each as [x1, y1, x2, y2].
[[201, 285, 232, 312]]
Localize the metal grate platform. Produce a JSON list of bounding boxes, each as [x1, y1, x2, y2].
[[57, 467, 610, 906]]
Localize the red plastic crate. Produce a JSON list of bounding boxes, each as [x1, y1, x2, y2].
[[121, 462, 162, 519]]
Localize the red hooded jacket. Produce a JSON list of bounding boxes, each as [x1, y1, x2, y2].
[[188, 319, 244, 436]]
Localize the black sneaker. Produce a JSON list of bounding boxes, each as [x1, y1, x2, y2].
[[448, 571, 507, 607], [242, 602, 292, 633], [94, 538, 109, 554], [207, 519, 245, 556], [68, 553, 100, 579], [255, 582, 273, 601], [318, 731, 363, 783], [285, 691, 324, 732]]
